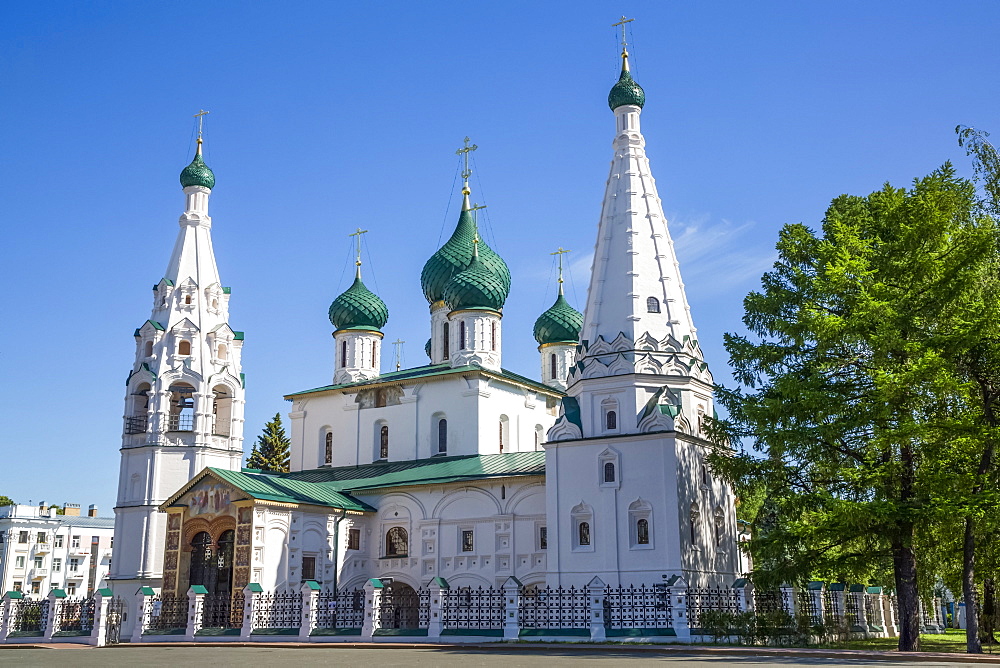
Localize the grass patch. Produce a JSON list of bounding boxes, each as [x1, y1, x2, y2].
[[822, 629, 997, 654]]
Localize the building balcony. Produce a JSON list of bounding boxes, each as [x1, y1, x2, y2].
[[66, 571, 85, 580], [30, 568, 48, 579], [125, 415, 148, 435], [33, 543, 50, 553]]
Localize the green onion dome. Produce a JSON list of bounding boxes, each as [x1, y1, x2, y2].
[[180, 143, 216, 189], [442, 247, 509, 312], [533, 291, 583, 345], [608, 52, 645, 110], [328, 272, 389, 331], [421, 204, 510, 304], [424, 338, 432, 359]]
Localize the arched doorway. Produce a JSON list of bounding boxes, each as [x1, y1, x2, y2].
[[187, 530, 234, 597], [379, 582, 422, 629]]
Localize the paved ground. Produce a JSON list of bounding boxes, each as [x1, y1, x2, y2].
[[0, 646, 996, 668]]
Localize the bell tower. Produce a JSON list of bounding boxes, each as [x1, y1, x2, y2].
[[109, 121, 246, 601]]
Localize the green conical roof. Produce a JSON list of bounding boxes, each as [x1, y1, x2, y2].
[[421, 201, 510, 304], [443, 248, 509, 312], [608, 52, 645, 110], [328, 272, 389, 331], [533, 291, 583, 345], [180, 143, 216, 189]]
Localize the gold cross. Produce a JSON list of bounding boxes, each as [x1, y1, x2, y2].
[[456, 136, 478, 187], [348, 228, 368, 267], [392, 339, 405, 371], [551, 247, 572, 288], [193, 109, 210, 141], [612, 16, 634, 49]]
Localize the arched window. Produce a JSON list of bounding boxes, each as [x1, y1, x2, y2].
[[324, 432, 333, 465], [491, 321, 497, 351], [341, 341, 347, 368], [188, 531, 213, 588], [144, 341, 154, 357], [217, 343, 227, 359], [212, 298, 218, 309], [603, 462, 616, 483], [385, 527, 407, 557], [371, 342, 377, 368], [499, 415, 509, 453], [185, 295, 192, 305], [437, 418, 447, 454], [549, 353, 557, 379], [459, 321, 466, 350], [578, 521, 591, 546], [379, 425, 389, 460], [637, 518, 649, 545], [646, 297, 660, 313], [606, 411, 617, 430], [714, 508, 725, 547], [690, 504, 700, 546], [443, 322, 450, 359], [211, 385, 233, 437], [178, 340, 191, 356], [702, 463, 711, 487]]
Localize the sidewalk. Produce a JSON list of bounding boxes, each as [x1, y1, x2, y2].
[[3, 640, 1000, 663]]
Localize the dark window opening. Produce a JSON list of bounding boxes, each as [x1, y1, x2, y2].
[[385, 527, 407, 557], [443, 322, 450, 359], [379, 425, 389, 460], [459, 321, 466, 350], [637, 519, 649, 545], [606, 410, 617, 430], [604, 461, 616, 483], [302, 556, 316, 581], [578, 521, 591, 546], [348, 528, 361, 550], [646, 297, 660, 313], [461, 530, 474, 552]]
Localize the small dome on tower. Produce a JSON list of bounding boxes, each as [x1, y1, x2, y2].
[[424, 338, 432, 360], [421, 206, 510, 305], [443, 251, 509, 312], [608, 51, 645, 110], [180, 143, 216, 189], [533, 293, 583, 345], [328, 275, 388, 331]]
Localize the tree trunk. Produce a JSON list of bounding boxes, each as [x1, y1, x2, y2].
[[981, 578, 996, 646], [893, 531, 921, 652], [964, 515, 982, 653]]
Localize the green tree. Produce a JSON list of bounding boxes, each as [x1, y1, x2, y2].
[[246, 413, 291, 473], [708, 164, 997, 652], [0, 496, 14, 507]]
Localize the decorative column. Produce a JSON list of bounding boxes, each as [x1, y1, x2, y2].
[[807, 582, 825, 626], [780, 584, 797, 619], [827, 583, 847, 628], [44, 589, 65, 640], [0, 591, 22, 642], [91, 588, 113, 647], [850, 585, 869, 637], [299, 580, 320, 641], [587, 576, 607, 642], [666, 575, 690, 641], [361, 578, 384, 638], [131, 586, 155, 643], [186, 585, 207, 640], [882, 594, 898, 637], [502, 577, 522, 641], [241, 583, 262, 639], [427, 577, 449, 640]]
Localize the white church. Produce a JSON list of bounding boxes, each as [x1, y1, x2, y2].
[[108, 39, 740, 626]]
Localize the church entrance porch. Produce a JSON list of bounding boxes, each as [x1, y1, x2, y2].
[[376, 582, 429, 632]]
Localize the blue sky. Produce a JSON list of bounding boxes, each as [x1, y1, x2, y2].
[[2, 1, 998, 513]]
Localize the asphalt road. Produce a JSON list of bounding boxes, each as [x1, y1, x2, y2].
[[0, 646, 991, 668]]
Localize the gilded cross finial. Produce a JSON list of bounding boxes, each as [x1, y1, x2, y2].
[[612, 16, 634, 50], [392, 339, 405, 371], [470, 202, 487, 249], [348, 228, 368, 277], [193, 109, 210, 153], [456, 136, 478, 194], [551, 247, 572, 294]]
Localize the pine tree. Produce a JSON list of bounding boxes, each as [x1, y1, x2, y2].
[[246, 413, 291, 473]]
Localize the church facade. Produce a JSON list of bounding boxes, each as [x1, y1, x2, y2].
[[110, 41, 740, 631]]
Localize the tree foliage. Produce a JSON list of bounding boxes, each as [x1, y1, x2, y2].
[[0, 496, 14, 507], [708, 163, 999, 652], [246, 413, 291, 473]]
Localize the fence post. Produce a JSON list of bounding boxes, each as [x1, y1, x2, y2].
[[666, 575, 690, 641], [361, 578, 383, 639], [780, 584, 796, 619], [849, 585, 869, 637], [586, 577, 607, 642], [44, 588, 65, 640], [241, 583, 262, 640], [882, 593, 897, 637], [732, 578, 751, 613], [1, 591, 22, 642], [425, 576, 448, 640], [186, 585, 207, 640], [299, 581, 320, 641], [501, 577, 522, 641], [91, 588, 112, 647], [130, 586, 155, 643]]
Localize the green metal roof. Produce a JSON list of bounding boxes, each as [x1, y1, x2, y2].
[[284, 363, 561, 398], [329, 273, 389, 331], [533, 292, 582, 345], [285, 451, 545, 490], [443, 250, 509, 312], [420, 203, 510, 305], [608, 57, 645, 110], [206, 468, 376, 512], [180, 147, 216, 189]]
